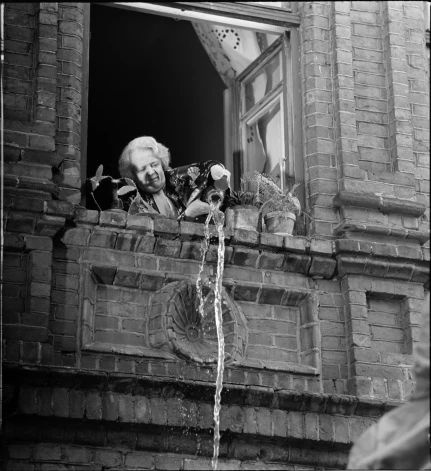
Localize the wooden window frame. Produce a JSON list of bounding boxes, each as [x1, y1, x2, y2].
[[232, 33, 294, 192]]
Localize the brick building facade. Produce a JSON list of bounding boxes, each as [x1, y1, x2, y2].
[[1, 2, 430, 470]]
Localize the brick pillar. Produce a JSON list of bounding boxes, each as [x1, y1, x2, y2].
[[329, 1, 364, 189], [381, 1, 416, 175], [33, 2, 59, 130], [403, 1, 430, 234], [54, 2, 85, 204], [299, 1, 338, 238], [3, 2, 60, 199]]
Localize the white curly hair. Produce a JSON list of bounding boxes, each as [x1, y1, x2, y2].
[[118, 136, 171, 181]]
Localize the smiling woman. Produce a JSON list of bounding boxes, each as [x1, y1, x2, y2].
[[87, 134, 232, 221], [132, 151, 166, 194], [118, 136, 178, 218], [119, 136, 170, 194]]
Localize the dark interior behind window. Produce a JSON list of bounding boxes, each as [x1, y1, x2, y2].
[[86, 5, 226, 180]]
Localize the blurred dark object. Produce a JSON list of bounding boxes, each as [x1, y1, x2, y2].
[[347, 292, 430, 470]]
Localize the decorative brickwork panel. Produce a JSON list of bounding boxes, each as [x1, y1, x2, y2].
[[81, 266, 249, 364], [240, 302, 299, 364], [78, 239, 321, 376], [148, 280, 247, 364], [368, 295, 406, 354], [342, 275, 424, 399]]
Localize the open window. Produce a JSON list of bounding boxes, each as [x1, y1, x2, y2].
[[82, 2, 304, 223], [232, 33, 293, 192]]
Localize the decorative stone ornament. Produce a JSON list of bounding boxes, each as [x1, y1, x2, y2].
[[148, 280, 248, 364]]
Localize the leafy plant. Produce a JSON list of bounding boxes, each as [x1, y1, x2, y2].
[[87, 164, 137, 211], [259, 181, 301, 218], [225, 190, 262, 208], [226, 171, 302, 218]]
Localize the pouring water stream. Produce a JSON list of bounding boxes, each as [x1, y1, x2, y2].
[[195, 200, 226, 471]]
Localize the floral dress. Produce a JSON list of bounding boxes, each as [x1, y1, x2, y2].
[[121, 160, 228, 218]]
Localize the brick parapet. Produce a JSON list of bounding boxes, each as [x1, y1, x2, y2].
[[2, 207, 428, 279]]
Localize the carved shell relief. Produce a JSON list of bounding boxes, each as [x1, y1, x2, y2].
[[148, 280, 248, 364]]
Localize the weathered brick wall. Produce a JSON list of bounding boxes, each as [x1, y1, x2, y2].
[[300, 1, 429, 243], [4, 3, 37, 122], [55, 2, 84, 204], [4, 2, 84, 205], [3, 209, 428, 469], [2, 2, 430, 470], [301, 1, 338, 238], [350, 2, 388, 174], [5, 365, 386, 470]]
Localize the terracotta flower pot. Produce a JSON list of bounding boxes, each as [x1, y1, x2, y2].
[[225, 205, 260, 232], [264, 211, 296, 236]]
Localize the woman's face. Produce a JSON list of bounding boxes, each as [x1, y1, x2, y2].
[[130, 149, 166, 194]]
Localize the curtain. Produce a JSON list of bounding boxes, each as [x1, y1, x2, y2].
[[192, 23, 283, 184]]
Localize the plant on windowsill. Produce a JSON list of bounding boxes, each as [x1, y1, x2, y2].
[[224, 174, 263, 232], [257, 175, 302, 236], [86, 164, 138, 212], [225, 171, 306, 236]]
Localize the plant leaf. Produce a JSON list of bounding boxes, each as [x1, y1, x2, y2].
[[89, 177, 99, 191], [117, 185, 138, 196], [124, 178, 136, 187], [95, 164, 103, 182]]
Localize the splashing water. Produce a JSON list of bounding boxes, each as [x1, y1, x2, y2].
[[195, 201, 226, 471], [211, 203, 225, 471], [196, 210, 212, 318]]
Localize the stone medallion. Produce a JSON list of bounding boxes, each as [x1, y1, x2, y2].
[[148, 280, 247, 364]]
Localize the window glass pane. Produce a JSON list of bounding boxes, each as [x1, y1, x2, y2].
[[243, 98, 284, 187], [243, 51, 282, 113]]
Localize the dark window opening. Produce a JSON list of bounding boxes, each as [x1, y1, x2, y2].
[[86, 5, 226, 182]]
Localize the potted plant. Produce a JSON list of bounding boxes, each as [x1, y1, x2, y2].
[[258, 175, 301, 236], [224, 173, 263, 231]]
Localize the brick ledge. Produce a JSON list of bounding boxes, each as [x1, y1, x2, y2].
[[333, 191, 426, 217], [4, 363, 403, 418]]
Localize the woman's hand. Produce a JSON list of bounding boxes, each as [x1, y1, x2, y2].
[[184, 199, 211, 218]]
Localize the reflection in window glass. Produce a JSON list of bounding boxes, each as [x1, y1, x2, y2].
[[243, 99, 284, 187], [244, 52, 282, 113]]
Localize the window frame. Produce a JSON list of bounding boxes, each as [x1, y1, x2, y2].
[[231, 33, 294, 193], [81, 2, 303, 204]]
